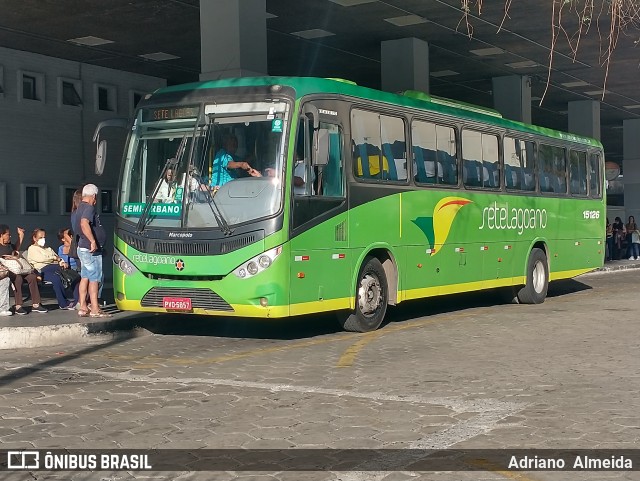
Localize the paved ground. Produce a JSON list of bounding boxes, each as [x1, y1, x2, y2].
[[0, 266, 638, 480]]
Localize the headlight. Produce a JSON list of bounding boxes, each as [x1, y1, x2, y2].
[[258, 255, 271, 269], [113, 248, 138, 276], [247, 261, 259, 275], [233, 245, 282, 279]]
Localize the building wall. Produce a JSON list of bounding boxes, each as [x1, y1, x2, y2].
[[0, 47, 166, 279]]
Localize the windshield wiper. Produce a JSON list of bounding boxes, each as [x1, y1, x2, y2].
[[135, 134, 188, 234], [184, 116, 233, 235]]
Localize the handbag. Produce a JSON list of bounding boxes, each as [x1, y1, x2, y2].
[[0, 263, 9, 280], [55, 268, 81, 290], [0, 255, 34, 275]]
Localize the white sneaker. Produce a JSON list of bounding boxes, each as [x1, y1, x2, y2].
[[0, 310, 13, 316], [629, 257, 635, 260]]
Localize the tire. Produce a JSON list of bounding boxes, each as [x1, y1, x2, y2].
[[516, 248, 549, 304], [337, 256, 388, 332]]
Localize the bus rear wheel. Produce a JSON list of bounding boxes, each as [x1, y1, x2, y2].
[[337, 256, 388, 332], [517, 248, 549, 304]]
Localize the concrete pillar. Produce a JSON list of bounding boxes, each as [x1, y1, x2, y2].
[[199, 0, 267, 80], [492, 75, 531, 124], [381, 38, 429, 94], [623, 119, 640, 222], [569, 100, 600, 141]]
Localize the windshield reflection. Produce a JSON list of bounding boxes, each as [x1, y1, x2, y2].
[[120, 100, 289, 230]]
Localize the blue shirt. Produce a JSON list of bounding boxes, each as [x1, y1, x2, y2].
[[210, 148, 235, 187], [57, 245, 78, 270]]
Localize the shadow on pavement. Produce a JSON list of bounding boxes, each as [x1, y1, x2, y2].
[[0, 337, 132, 387], [136, 279, 594, 339], [136, 313, 343, 340]]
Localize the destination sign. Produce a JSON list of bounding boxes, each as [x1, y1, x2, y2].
[[141, 106, 199, 122], [122, 203, 182, 217]]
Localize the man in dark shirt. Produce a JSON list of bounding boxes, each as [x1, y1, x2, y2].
[[71, 184, 110, 318], [0, 224, 46, 314]]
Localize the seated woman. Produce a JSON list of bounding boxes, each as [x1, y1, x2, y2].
[[0, 223, 46, 315], [57, 228, 78, 270], [57, 227, 81, 305], [27, 228, 75, 310]]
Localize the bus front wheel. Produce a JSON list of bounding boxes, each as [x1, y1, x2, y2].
[[337, 256, 388, 332], [517, 248, 549, 304]]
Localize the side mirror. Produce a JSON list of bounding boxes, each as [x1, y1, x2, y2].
[[96, 140, 107, 175], [92, 118, 129, 176]]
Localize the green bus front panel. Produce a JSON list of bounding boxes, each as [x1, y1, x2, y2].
[[113, 235, 292, 318]]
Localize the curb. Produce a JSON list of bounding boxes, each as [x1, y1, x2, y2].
[[0, 316, 148, 350], [588, 261, 640, 275]]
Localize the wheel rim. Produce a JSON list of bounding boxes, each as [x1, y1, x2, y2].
[[357, 273, 383, 317], [532, 260, 546, 293]]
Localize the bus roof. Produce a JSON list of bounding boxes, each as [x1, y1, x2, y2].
[[157, 77, 603, 149]]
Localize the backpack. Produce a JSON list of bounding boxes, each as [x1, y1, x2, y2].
[[69, 233, 79, 259]]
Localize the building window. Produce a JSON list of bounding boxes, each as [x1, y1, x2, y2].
[[23, 75, 37, 100], [21, 184, 47, 215], [95, 84, 116, 112], [59, 78, 82, 107], [60, 186, 80, 214], [100, 189, 114, 214], [130, 90, 145, 115], [18, 70, 45, 103]]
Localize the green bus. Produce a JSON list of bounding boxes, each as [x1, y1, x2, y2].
[[101, 77, 605, 332]]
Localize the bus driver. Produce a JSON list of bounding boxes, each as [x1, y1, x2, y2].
[[208, 134, 261, 190]]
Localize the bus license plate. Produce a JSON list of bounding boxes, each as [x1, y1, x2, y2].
[[163, 297, 192, 311]]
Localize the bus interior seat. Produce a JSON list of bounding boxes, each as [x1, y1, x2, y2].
[[356, 143, 389, 179], [522, 168, 535, 189], [440, 153, 457, 184], [505, 164, 517, 189], [463, 160, 482, 186], [413, 146, 428, 183], [382, 143, 398, 180], [390, 140, 408, 180]]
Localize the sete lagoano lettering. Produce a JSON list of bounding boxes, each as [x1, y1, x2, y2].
[[479, 201, 547, 235]]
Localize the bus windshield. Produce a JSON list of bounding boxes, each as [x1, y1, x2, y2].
[[119, 100, 290, 230]]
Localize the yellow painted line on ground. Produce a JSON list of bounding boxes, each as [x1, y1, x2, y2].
[[95, 334, 359, 366], [171, 333, 358, 366], [336, 309, 480, 368], [336, 330, 386, 368], [468, 458, 541, 481]]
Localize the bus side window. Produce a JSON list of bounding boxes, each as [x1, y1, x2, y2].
[[319, 125, 344, 197]]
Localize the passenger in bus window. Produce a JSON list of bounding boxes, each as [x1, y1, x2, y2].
[[209, 134, 261, 189], [155, 167, 178, 203]]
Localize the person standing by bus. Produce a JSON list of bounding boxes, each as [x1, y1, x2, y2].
[[72, 184, 110, 318], [605, 218, 614, 261], [626, 215, 640, 260], [612, 216, 626, 259]]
